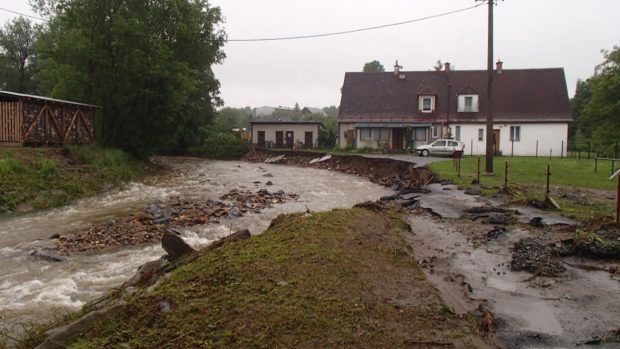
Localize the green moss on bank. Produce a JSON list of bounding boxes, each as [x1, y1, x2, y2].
[[58, 208, 484, 348], [0, 145, 150, 215]]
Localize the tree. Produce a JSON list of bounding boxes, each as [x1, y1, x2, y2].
[[573, 46, 620, 155], [363, 60, 384, 72], [433, 59, 451, 71], [0, 17, 39, 93], [322, 105, 338, 117], [34, 0, 226, 157]]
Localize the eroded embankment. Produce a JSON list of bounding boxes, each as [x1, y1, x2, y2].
[[30, 208, 492, 349], [243, 150, 434, 190]]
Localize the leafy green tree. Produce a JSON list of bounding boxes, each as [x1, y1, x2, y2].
[[363, 60, 384, 72], [214, 106, 253, 131], [34, 0, 226, 157], [575, 46, 620, 154], [322, 105, 338, 117], [0, 17, 39, 93]]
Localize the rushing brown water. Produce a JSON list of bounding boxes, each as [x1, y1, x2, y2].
[[0, 157, 392, 333]]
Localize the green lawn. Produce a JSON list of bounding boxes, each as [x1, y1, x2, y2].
[[431, 156, 616, 191]]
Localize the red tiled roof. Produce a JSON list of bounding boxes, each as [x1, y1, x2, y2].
[[337, 68, 572, 124]]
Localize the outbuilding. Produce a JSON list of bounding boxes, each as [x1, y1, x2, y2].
[[250, 120, 323, 149], [0, 90, 98, 146]]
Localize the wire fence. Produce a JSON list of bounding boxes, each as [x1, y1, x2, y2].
[[568, 141, 620, 160]]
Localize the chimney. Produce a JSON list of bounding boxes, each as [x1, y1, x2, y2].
[[393, 60, 401, 75], [496, 60, 503, 74], [444, 62, 451, 73]]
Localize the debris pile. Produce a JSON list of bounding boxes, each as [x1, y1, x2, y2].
[[510, 237, 565, 276], [53, 189, 298, 254], [556, 227, 620, 259]]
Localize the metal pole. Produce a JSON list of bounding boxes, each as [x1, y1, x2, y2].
[[561, 140, 564, 158], [484, 0, 494, 174], [595, 158, 598, 173], [471, 139, 473, 157], [550, 149, 552, 160], [536, 140, 538, 158]]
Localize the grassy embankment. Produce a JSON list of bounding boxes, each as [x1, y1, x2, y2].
[[28, 208, 488, 349], [431, 156, 616, 221], [0, 145, 149, 215]]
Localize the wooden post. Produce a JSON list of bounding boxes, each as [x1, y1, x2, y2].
[[458, 157, 461, 178], [546, 164, 551, 200], [477, 157, 481, 184], [549, 149, 552, 160], [504, 161, 508, 189], [609, 169, 620, 224]]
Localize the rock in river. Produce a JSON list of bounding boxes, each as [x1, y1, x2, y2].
[[161, 229, 196, 260]]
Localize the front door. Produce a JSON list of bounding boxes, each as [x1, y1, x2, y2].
[[304, 131, 313, 148], [392, 128, 404, 151], [257, 131, 265, 148], [493, 130, 500, 155], [275, 131, 284, 148], [285, 131, 294, 148], [344, 130, 354, 146]]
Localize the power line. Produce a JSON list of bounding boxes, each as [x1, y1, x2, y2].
[[227, 4, 485, 42], [0, 7, 45, 21]]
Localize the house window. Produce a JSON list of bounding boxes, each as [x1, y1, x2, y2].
[[361, 128, 389, 141], [455, 126, 461, 141], [413, 128, 427, 141], [418, 95, 435, 113], [360, 128, 372, 140], [510, 126, 521, 142], [457, 94, 479, 112], [431, 126, 439, 138], [478, 128, 484, 141]]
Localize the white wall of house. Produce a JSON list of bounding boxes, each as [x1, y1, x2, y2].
[[251, 124, 320, 148], [454, 123, 568, 156]]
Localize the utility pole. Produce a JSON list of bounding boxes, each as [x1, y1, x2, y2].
[[477, 0, 496, 174]]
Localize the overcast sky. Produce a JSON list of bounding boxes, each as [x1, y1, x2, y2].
[[1, 0, 618, 109]]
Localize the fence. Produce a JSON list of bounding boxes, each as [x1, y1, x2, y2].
[[568, 141, 619, 160]]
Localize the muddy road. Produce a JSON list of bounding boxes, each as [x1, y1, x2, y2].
[[408, 183, 620, 349]]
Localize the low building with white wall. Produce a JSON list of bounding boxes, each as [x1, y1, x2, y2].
[[250, 121, 323, 149], [337, 61, 572, 156]]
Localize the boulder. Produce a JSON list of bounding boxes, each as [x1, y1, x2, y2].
[[124, 257, 169, 287], [161, 229, 196, 260], [206, 229, 252, 251]]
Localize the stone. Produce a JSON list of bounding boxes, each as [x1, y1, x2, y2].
[[30, 248, 67, 263], [159, 301, 172, 313], [263, 173, 274, 177], [529, 217, 545, 228], [266, 181, 273, 186], [161, 229, 196, 260], [464, 187, 481, 196], [124, 257, 169, 287], [227, 207, 243, 218]]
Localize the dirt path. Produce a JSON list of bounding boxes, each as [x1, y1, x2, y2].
[[406, 184, 620, 348]]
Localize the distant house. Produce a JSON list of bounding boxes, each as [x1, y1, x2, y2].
[[0, 91, 97, 146], [250, 120, 323, 149], [337, 62, 572, 156], [301, 107, 326, 116]]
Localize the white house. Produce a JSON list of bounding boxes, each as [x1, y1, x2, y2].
[[250, 121, 323, 149], [337, 61, 572, 156]]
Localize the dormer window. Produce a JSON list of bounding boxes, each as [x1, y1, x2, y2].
[[458, 94, 479, 112], [418, 95, 435, 113]]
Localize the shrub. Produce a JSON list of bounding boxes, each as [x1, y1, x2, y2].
[[188, 129, 249, 160], [34, 158, 57, 179]]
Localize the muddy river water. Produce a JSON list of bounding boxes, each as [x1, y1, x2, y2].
[[0, 158, 392, 331]]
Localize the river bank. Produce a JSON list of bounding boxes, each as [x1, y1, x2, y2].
[[0, 145, 151, 215], [22, 208, 495, 349]]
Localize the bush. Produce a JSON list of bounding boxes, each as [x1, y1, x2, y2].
[[0, 155, 24, 174], [34, 158, 57, 179], [188, 129, 249, 160]]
